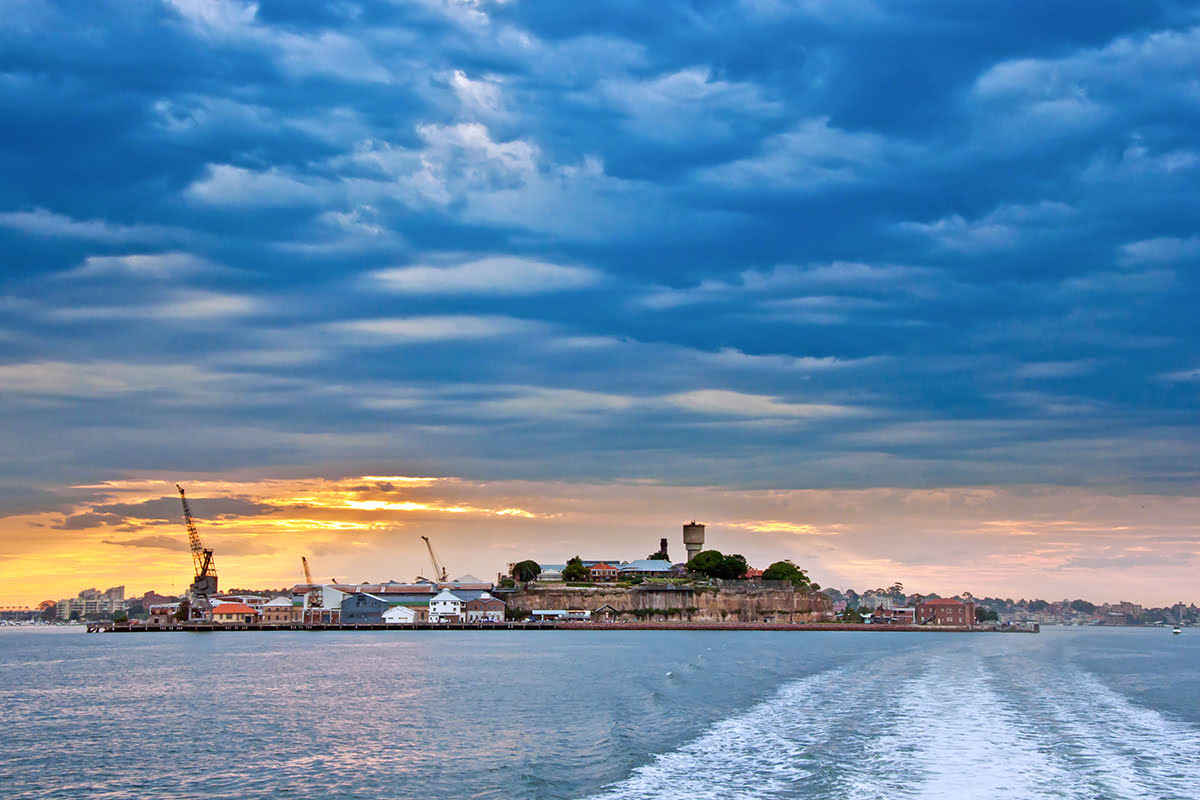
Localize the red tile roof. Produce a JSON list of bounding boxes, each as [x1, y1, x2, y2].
[[211, 603, 257, 615], [920, 598, 967, 606]]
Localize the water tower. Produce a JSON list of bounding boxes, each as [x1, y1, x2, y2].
[[683, 521, 705, 562]]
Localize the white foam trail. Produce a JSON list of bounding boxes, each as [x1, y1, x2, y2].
[[1012, 664, 1200, 799], [581, 639, 1200, 800], [580, 666, 848, 800], [854, 653, 1084, 800]]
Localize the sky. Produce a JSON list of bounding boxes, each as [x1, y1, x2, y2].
[[1, 0, 1199, 607]]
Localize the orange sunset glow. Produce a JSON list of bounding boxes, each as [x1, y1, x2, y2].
[[3, 474, 1198, 607]]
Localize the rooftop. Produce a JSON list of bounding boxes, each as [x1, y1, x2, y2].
[[211, 603, 256, 615], [620, 560, 681, 572]]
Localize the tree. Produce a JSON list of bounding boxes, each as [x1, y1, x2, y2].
[[841, 606, 865, 623], [1070, 599, 1097, 614], [761, 560, 813, 589], [721, 554, 749, 580], [686, 550, 748, 579], [1028, 599, 1050, 612], [562, 555, 588, 582], [174, 599, 190, 622], [686, 549, 727, 577], [113, 612, 129, 624], [510, 560, 542, 583], [975, 607, 999, 622], [647, 551, 670, 561]]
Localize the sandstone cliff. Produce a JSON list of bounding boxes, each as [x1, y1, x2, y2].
[[500, 582, 833, 623]]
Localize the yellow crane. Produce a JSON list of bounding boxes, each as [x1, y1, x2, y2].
[[301, 556, 323, 609], [177, 484, 217, 621], [422, 535, 449, 583]]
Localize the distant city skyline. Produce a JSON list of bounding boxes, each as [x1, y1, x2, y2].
[[2, 2, 1199, 607]]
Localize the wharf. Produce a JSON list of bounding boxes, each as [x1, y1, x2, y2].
[[87, 621, 558, 633], [86, 621, 1037, 633]]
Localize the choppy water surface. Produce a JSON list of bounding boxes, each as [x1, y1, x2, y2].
[[2, 627, 1197, 799]]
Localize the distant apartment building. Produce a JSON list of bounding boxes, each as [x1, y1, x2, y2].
[[56, 586, 128, 619], [1118, 601, 1143, 617], [916, 598, 975, 626]]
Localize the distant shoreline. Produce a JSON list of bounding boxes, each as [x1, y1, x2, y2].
[[86, 621, 1037, 634]]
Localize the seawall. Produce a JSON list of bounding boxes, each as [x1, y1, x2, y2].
[[499, 581, 833, 623]]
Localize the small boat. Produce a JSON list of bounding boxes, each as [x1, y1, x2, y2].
[[1173, 626, 1182, 635]]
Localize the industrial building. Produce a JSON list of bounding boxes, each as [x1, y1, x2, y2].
[[341, 592, 392, 624]]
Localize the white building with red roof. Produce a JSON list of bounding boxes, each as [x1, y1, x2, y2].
[[211, 603, 259, 624]]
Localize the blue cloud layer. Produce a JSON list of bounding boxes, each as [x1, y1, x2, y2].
[[1, 0, 1198, 491]]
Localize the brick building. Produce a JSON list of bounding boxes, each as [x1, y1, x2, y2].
[[260, 596, 302, 624], [916, 598, 975, 626], [465, 594, 506, 622]]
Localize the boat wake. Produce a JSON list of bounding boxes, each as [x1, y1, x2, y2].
[[582, 641, 1200, 800]]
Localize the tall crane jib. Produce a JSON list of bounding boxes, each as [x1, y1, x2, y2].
[[177, 484, 218, 621], [422, 535, 449, 583], [301, 556, 323, 609]]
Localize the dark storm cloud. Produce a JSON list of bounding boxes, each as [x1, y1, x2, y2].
[[1, 0, 1198, 494], [52, 512, 126, 530], [89, 497, 282, 523], [101, 535, 190, 551]]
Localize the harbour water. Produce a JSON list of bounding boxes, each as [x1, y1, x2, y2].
[[2, 627, 1197, 799]]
